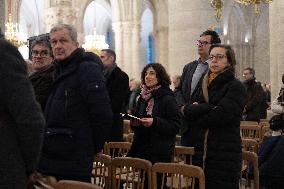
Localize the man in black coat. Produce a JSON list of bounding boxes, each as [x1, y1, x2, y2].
[[0, 39, 45, 189], [242, 67, 265, 122], [100, 49, 129, 142], [29, 38, 54, 110], [175, 30, 221, 146], [37, 24, 113, 182]]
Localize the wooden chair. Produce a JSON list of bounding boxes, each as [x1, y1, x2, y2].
[[54, 180, 103, 189], [261, 126, 272, 141], [111, 157, 152, 189], [240, 125, 261, 142], [125, 133, 134, 143], [123, 119, 131, 134], [92, 154, 112, 188], [173, 146, 195, 165], [241, 121, 259, 126], [151, 163, 205, 189], [175, 135, 181, 146], [105, 142, 132, 158], [242, 138, 259, 153], [240, 151, 259, 189]]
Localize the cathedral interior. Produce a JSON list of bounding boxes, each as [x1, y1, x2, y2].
[[0, 0, 282, 100]]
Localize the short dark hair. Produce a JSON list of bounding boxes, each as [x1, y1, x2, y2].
[[31, 38, 53, 57], [141, 63, 171, 87], [101, 49, 116, 63], [200, 30, 221, 44], [209, 44, 236, 73], [244, 67, 255, 76]]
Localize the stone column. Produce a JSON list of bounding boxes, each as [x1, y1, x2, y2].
[[132, 22, 141, 79], [270, 1, 284, 100], [112, 21, 123, 68], [167, 0, 216, 76], [154, 26, 169, 70], [0, 0, 5, 35], [43, 0, 78, 33], [122, 21, 133, 77]]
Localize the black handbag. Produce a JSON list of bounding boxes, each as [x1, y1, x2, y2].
[[269, 113, 284, 131]]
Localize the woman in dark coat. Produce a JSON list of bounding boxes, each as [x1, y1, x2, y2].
[[0, 39, 45, 189], [182, 44, 246, 189], [127, 63, 180, 188]]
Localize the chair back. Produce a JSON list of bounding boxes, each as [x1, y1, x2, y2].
[[105, 142, 132, 158], [175, 135, 181, 146], [241, 121, 259, 126], [54, 180, 103, 189], [111, 157, 152, 189], [240, 125, 261, 142], [92, 154, 112, 188], [261, 126, 272, 140], [123, 120, 131, 134], [126, 133, 134, 143], [240, 151, 259, 189], [173, 146, 195, 165], [151, 163, 205, 189]]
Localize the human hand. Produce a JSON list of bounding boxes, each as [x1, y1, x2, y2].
[[140, 118, 153, 127], [181, 105, 185, 115], [130, 118, 141, 126]]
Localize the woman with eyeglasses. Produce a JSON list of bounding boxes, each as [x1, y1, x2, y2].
[[181, 44, 246, 189]]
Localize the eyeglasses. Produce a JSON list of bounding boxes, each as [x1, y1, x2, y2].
[[31, 50, 49, 57], [196, 40, 211, 46], [208, 54, 227, 61]]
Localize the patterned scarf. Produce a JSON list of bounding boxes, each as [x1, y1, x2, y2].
[[140, 84, 161, 115], [208, 72, 219, 85]]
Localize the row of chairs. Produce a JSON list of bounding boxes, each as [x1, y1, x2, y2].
[[92, 155, 205, 189], [93, 150, 259, 189], [103, 142, 195, 164]]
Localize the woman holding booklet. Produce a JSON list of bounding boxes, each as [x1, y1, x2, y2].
[[127, 63, 180, 188]]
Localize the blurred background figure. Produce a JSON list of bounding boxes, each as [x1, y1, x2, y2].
[[172, 75, 181, 92], [29, 38, 54, 110], [127, 78, 141, 114], [0, 38, 45, 189], [263, 83, 272, 110], [100, 49, 129, 142], [242, 67, 265, 122]]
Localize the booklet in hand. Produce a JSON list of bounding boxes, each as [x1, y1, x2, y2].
[[120, 113, 141, 120]]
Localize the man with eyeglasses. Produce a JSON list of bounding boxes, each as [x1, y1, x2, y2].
[[29, 38, 54, 110], [175, 30, 221, 146]]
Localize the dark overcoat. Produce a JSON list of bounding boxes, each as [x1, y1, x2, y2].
[[183, 70, 246, 189], [105, 66, 129, 142], [0, 39, 45, 189], [38, 49, 113, 179], [29, 64, 54, 110]]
